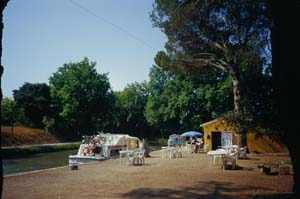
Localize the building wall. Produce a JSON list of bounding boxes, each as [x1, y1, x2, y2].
[[201, 118, 286, 153], [202, 118, 236, 151], [247, 133, 286, 153]]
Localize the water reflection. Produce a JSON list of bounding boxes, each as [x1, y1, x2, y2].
[[3, 149, 77, 176]]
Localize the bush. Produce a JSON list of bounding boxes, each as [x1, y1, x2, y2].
[[147, 138, 168, 151], [157, 138, 168, 145]]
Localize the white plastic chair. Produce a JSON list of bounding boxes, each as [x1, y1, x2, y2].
[[222, 151, 239, 170], [186, 143, 193, 153], [128, 149, 145, 166], [127, 151, 134, 165], [136, 149, 145, 165], [170, 146, 182, 158], [238, 146, 247, 159]]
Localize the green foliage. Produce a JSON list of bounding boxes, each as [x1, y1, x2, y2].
[[13, 82, 51, 128], [145, 66, 233, 137], [150, 0, 273, 134], [49, 57, 114, 136], [113, 81, 150, 138], [42, 116, 55, 133], [1, 98, 25, 126], [148, 65, 174, 95], [151, 0, 270, 73], [157, 138, 168, 145], [1, 98, 16, 125], [220, 48, 279, 140]]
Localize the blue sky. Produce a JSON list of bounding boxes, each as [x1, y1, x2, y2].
[[2, 0, 167, 98]]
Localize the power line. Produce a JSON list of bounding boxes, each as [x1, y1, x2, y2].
[[69, 0, 156, 50]]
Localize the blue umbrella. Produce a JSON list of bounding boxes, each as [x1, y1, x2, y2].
[[180, 131, 203, 137]]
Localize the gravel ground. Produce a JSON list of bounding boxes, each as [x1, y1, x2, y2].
[[3, 150, 294, 199]]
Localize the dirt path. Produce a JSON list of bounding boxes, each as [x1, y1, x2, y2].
[[3, 150, 294, 199]]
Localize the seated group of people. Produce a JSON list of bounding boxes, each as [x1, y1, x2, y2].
[[190, 137, 204, 153]]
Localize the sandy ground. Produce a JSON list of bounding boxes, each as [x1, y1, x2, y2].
[[3, 150, 294, 199]]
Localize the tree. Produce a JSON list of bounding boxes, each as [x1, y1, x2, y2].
[[145, 66, 173, 135], [145, 65, 233, 137], [1, 98, 25, 143], [270, 0, 299, 194], [1, 1, 10, 197], [42, 116, 55, 136], [152, 0, 299, 194], [224, 49, 275, 138], [114, 82, 150, 138], [151, 0, 270, 133], [49, 58, 114, 137], [144, 67, 178, 137], [13, 82, 51, 128]]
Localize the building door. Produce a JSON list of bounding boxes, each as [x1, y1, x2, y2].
[[221, 132, 232, 146], [211, 131, 221, 150]]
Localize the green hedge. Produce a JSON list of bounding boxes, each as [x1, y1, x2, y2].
[[148, 139, 168, 151], [1, 142, 81, 158]]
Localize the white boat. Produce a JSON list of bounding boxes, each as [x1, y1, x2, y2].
[[69, 133, 141, 166]]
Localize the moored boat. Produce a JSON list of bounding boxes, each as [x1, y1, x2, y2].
[[69, 133, 141, 166]]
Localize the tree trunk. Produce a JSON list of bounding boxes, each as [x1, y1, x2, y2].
[[228, 64, 247, 147], [10, 121, 14, 144], [228, 64, 246, 141], [271, 0, 299, 195], [228, 64, 242, 116], [1, 1, 10, 198]]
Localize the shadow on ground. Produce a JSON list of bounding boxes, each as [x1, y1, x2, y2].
[[119, 180, 274, 199], [252, 194, 296, 199], [223, 165, 255, 171]]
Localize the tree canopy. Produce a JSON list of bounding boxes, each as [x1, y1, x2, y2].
[[145, 65, 233, 137], [13, 82, 51, 128], [151, 0, 271, 128], [114, 82, 150, 138], [1, 97, 24, 126], [49, 58, 114, 136]]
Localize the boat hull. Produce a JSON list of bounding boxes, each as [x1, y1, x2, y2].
[[69, 155, 106, 166]]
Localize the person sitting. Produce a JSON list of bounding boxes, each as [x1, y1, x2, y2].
[[197, 138, 204, 152], [139, 139, 151, 157], [191, 137, 199, 153]]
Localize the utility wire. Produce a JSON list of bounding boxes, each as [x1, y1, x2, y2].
[[69, 0, 156, 50]]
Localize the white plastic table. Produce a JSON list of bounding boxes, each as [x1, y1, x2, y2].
[[161, 146, 182, 159], [161, 146, 170, 159], [207, 150, 227, 167], [119, 150, 132, 165], [221, 145, 239, 153]]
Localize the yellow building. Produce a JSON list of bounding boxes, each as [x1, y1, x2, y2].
[[200, 118, 286, 153]]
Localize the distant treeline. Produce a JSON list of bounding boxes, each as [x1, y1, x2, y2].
[[2, 1, 279, 141], [2, 56, 274, 141]]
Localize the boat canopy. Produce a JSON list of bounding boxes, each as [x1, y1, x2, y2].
[[92, 133, 140, 149]]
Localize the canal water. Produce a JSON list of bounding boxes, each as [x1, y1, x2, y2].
[[3, 149, 78, 176]]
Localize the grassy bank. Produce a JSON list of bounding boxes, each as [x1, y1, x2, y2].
[[2, 142, 81, 158], [1, 126, 62, 147]]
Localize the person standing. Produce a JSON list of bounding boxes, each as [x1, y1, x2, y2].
[[191, 136, 198, 153]]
